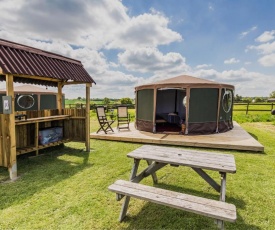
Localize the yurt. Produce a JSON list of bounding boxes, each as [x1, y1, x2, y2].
[[135, 75, 234, 135], [0, 84, 64, 113]]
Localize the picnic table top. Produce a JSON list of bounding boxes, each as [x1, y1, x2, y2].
[[127, 145, 236, 173]]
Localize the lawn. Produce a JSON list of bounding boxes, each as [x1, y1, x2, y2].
[[0, 112, 274, 229]]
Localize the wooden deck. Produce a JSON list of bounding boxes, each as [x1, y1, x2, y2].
[[90, 121, 264, 152]]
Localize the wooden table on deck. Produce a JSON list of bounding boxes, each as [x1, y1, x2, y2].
[[109, 145, 237, 229]]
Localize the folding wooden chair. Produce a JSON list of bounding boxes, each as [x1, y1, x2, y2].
[[96, 106, 115, 134], [117, 106, 130, 131]]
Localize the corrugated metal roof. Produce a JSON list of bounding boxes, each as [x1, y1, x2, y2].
[[0, 39, 95, 87]]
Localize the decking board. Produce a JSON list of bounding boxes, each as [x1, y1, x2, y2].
[[91, 121, 264, 152]]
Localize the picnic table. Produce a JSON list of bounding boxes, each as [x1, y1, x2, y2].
[[109, 145, 237, 229]]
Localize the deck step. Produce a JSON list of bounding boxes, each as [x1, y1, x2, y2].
[[108, 180, 236, 222]]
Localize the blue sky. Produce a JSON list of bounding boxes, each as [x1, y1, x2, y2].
[[0, 0, 275, 99]]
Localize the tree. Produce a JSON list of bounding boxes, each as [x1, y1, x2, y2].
[[120, 97, 133, 105], [234, 94, 242, 102], [254, 97, 264, 103], [242, 97, 252, 103], [77, 96, 82, 100], [103, 97, 110, 105], [270, 91, 275, 98]]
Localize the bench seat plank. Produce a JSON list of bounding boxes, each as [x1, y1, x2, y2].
[[109, 180, 236, 222], [127, 145, 236, 173]]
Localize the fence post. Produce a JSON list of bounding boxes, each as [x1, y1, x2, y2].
[[272, 103, 274, 111], [246, 102, 249, 115]]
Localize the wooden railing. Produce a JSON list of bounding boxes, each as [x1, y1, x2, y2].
[[65, 103, 135, 110], [65, 102, 275, 115], [234, 103, 274, 114]]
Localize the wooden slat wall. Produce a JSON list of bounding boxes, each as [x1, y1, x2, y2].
[[63, 108, 86, 141], [0, 108, 87, 167], [0, 114, 8, 167], [0, 114, 17, 167]]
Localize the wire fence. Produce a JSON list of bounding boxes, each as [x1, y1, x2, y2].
[[65, 103, 135, 110], [234, 103, 275, 114], [66, 102, 275, 115]]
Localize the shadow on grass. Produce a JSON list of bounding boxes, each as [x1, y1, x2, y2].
[[121, 202, 261, 230], [116, 182, 260, 230], [0, 144, 92, 210], [248, 131, 259, 140]]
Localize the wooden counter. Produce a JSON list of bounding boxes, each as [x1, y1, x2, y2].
[[15, 115, 71, 155], [15, 115, 71, 125]]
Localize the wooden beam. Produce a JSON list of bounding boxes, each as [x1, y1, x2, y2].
[[12, 74, 92, 86], [57, 82, 62, 115], [62, 81, 89, 86], [14, 74, 61, 82], [85, 83, 91, 151], [35, 123, 39, 156], [0, 67, 3, 74], [5, 74, 17, 180]]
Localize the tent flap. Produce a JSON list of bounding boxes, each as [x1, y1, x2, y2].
[[137, 89, 154, 121]]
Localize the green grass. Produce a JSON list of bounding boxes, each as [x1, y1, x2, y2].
[[233, 111, 275, 124], [0, 113, 275, 229], [234, 103, 274, 111], [89, 109, 136, 132]]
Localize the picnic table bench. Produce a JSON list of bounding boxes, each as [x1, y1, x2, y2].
[[108, 145, 237, 230]]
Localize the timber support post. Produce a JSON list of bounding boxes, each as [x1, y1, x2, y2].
[[5, 74, 17, 180], [85, 83, 91, 152]]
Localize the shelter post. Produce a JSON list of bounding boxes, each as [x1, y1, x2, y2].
[[85, 83, 91, 151], [5, 74, 17, 179], [57, 82, 63, 115], [216, 87, 222, 133], [153, 87, 157, 133], [185, 87, 190, 134]]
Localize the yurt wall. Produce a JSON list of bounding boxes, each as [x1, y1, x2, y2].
[[218, 88, 234, 132], [188, 88, 219, 134], [137, 89, 154, 121], [136, 89, 154, 132], [189, 88, 219, 123]]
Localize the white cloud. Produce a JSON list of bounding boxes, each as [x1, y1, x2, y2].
[[240, 26, 257, 39], [61, 69, 142, 99], [195, 64, 212, 69], [258, 53, 275, 67], [89, 70, 144, 99], [247, 41, 275, 54], [106, 12, 182, 49], [1, 0, 273, 99], [208, 3, 214, 11], [0, 0, 182, 50], [246, 30, 275, 67], [193, 67, 274, 96], [118, 47, 189, 74], [255, 30, 275, 43], [224, 58, 240, 64], [0, 0, 185, 98]]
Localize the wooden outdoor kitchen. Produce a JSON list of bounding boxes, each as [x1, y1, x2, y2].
[[0, 39, 95, 180]]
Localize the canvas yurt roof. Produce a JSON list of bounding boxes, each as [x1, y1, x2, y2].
[[135, 75, 234, 90]]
